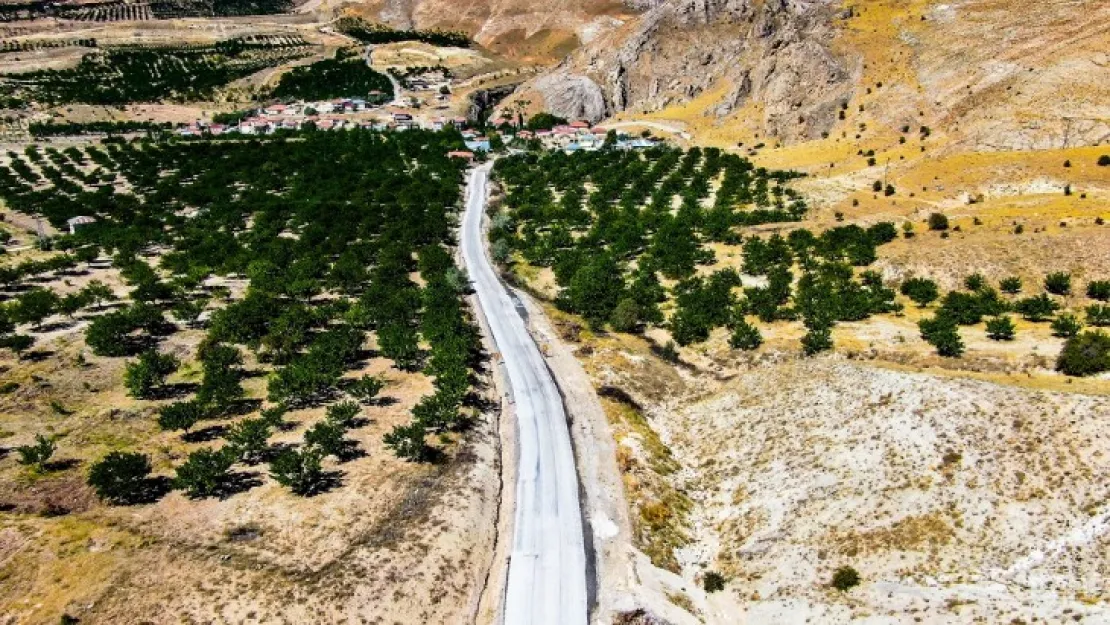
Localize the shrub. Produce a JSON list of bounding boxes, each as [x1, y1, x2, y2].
[[985, 316, 1016, 341], [999, 277, 1022, 294], [16, 434, 55, 471], [801, 326, 833, 355], [1087, 304, 1110, 327], [703, 571, 726, 593], [325, 400, 361, 428], [224, 417, 271, 463], [1051, 313, 1083, 338], [659, 341, 680, 363], [1044, 272, 1072, 296], [1015, 294, 1060, 321], [174, 448, 234, 498], [1086, 280, 1110, 301], [831, 566, 861, 592], [383, 421, 431, 462], [158, 400, 204, 434], [919, 315, 964, 357], [964, 273, 987, 291], [87, 451, 153, 504], [1099, 155, 1110, 167], [1056, 331, 1110, 377], [729, 318, 763, 351], [900, 277, 939, 307], [609, 298, 641, 333], [348, 375, 384, 403], [304, 421, 347, 458], [269, 447, 327, 495], [927, 213, 949, 231], [123, 350, 180, 399]]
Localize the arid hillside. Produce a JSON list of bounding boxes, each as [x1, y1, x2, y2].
[[507, 0, 1109, 151]]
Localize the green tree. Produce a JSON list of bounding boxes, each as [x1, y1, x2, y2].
[[1056, 331, 1110, 377], [348, 375, 384, 404], [729, 318, 763, 351], [964, 274, 987, 291], [16, 434, 56, 471], [900, 277, 939, 307], [325, 401, 361, 428], [927, 213, 949, 231], [560, 254, 624, 328], [378, 323, 420, 371], [269, 447, 327, 495], [174, 448, 234, 498], [304, 421, 347, 457], [1015, 294, 1060, 321], [609, 298, 641, 333], [13, 287, 58, 329], [1044, 272, 1072, 296], [225, 417, 271, 463], [124, 350, 180, 399], [1051, 313, 1083, 338], [158, 400, 204, 434], [985, 316, 1016, 341], [999, 277, 1022, 295], [384, 421, 431, 462], [0, 334, 34, 358], [1087, 304, 1110, 327], [801, 325, 833, 355], [831, 566, 861, 592], [87, 451, 153, 504], [919, 315, 964, 357], [1086, 280, 1110, 301]]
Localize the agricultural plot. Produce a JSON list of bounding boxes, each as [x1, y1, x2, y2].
[[0, 0, 293, 22], [271, 49, 393, 102], [0, 36, 311, 106], [492, 147, 1110, 374], [0, 128, 491, 621]]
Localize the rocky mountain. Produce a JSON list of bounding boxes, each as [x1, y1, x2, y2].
[[504, 0, 1109, 149]]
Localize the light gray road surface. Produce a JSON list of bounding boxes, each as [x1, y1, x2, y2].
[[460, 164, 588, 625]]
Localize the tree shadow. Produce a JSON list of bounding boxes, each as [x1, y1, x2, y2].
[[372, 396, 399, 408], [335, 441, 367, 464], [210, 471, 263, 500], [42, 458, 81, 472], [182, 424, 227, 443], [115, 476, 173, 505], [149, 382, 198, 401], [257, 441, 297, 464], [297, 471, 344, 497], [22, 350, 56, 362], [222, 398, 262, 417], [36, 319, 78, 333]]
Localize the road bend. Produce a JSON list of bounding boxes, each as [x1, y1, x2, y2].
[[460, 164, 589, 625]]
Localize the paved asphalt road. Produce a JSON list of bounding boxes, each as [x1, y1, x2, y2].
[[460, 164, 589, 625]]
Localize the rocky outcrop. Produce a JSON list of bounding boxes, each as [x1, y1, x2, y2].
[[512, 0, 854, 139]]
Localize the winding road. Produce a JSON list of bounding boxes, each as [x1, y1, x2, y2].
[[460, 164, 589, 625]]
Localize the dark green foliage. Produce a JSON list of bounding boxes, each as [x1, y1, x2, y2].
[[1051, 313, 1083, 338], [225, 417, 271, 463], [269, 447, 327, 495], [1099, 155, 1110, 167], [336, 17, 470, 48], [999, 277, 1022, 295], [12, 287, 58, 329], [29, 120, 173, 137], [3, 39, 308, 105], [348, 375, 384, 403], [1015, 294, 1060, 321], [0, 334, 34, 358], [524, 112, 568, 131], [1044, 272, 1072, 296], [938, 288, 1008, 326], [87, 451, 152, 504], [1086, 280, 1110, 301], [558, 253, 625, 328], [669, 270, 740, 346], [271, 53, 393, 102], [1056, 331, 1110, 377], [123, 349, 179, 399], [729, 317, 763, 350], [831, 566, 861, 592], [157, 400, 204, 434], [927, 213, 949, 231], [175, 448, 234, 498], [919, 315, 964, 357], [703, 571, 726, 593], [963, 274, 986, 291], [16, 434, 55, 471], [304, 421, 347, 458], [1087, 304, 1110, 327], [801, 326, 833, 355], [325, 401, 361, 428], [384, 421, 431, 462], [900, 277, 939, 307], [985, 316, 1016, 341]]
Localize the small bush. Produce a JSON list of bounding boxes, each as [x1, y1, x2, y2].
[[1051, 313, 1083, 338], [963, 273, 986, 291], [1015, 294, 1060, 321], [999, 277, 1022, 294], [729, 318, 763, 351], [900, 277, 939, 307], [1044, 272, 1072, 296], [831, 566, 861, 592], [1056, 331, 1110, 377], [927, 213, 949, 231], [703, 571, 727, 593], [801, 326, 833, 355], [1087, 304, 1110, 327], [919, 315, 964, 357], [87, 451, 153, 504], [1086, 280, 1110, 301], [1098, 155, 1110, 167], [985, 316, 1016, 341]]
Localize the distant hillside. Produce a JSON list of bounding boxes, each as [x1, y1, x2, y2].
[[504, 0, 1109, 150]]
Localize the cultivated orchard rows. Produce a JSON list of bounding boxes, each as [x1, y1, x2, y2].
[[491, 148, 1110, 373], [0, 129, 481, 502]]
